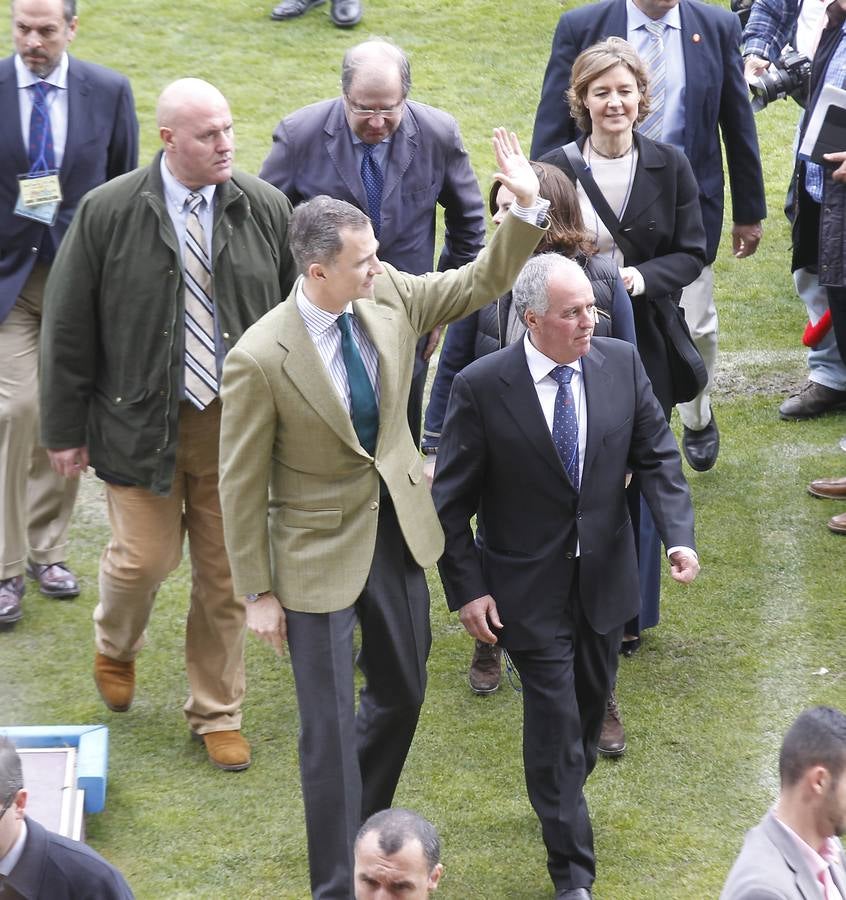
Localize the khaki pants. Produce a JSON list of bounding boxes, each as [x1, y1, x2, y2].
[[94, 400, 245, 733], [677, 265, 718, 431], [0, 263, 78, 579]]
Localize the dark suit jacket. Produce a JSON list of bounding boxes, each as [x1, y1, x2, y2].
[[2, 816, 134, 899], [541, 133, 707, 414], [720, 810, 846, 900], [0, 54, 138, 322], [432, 337, 694, 650], [258, 97, 485, 275], [530, 0, 766, 262]]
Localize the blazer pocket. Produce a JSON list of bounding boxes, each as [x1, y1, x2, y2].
[[281, 507, 343, 530]]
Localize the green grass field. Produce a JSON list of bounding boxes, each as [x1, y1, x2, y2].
[[4, 0, 846, 897]]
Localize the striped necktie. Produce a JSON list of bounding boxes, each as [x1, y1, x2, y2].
[[549, 365, 580, 491], [360, 144, 383, 238], [183, 192, 218, 410], [639, 21, 667, 141]]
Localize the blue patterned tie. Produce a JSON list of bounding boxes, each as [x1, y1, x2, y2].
[[337, 312, 379, 455], [28, 81, 55, 170], [639, 21, 667, 141], [360, 144, 383, 238], [550, 365, 580, 491]]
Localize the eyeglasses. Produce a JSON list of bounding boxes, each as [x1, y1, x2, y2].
[[344, 98, 404, 118]]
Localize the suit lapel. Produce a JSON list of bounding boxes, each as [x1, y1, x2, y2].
[[382, 106, 417, 205], [276, 297, 365, 454], [581, 344, 611, 483], [678, 1, 706, 158], [0, 56, 30, 174], [62, 57, 91, 180], [496, 342, 572, 486], [323, 99, 369, 211], [353, 298, 397, 453], [621, 135, 668, 229], [761, 811, 824, 900]]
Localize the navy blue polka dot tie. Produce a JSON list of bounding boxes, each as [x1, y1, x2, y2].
[[550, 365, 580, 491], [360, 144, 383, 239]]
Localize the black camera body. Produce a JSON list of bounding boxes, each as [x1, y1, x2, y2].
[[749, 46, 812, 111]]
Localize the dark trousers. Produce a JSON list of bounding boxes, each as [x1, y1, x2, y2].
[[286, 497, 431, 900], [507, 574, 622, 893]]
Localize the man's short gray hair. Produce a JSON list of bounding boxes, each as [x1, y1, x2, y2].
[[355, 808, 441, 873], [289, 196, 371, 272], [341, 39, 412, 98], [512, 253, 579, 324], [11, 0, 76, 21], [0, 737, 23, 806]]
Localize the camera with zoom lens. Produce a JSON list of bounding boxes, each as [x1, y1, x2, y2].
[[748, 46, 812, 112]]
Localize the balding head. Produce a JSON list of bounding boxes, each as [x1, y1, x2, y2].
[[157, 79, 234, 190], [341, 39, 409, 145]]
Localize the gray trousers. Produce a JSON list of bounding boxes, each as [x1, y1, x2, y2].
[[286, 497, 431, 900]]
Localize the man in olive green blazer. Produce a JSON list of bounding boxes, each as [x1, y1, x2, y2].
[[218, 131, 546, 900]]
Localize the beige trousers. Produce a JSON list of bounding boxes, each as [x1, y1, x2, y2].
[[0, 263, 78, 579], [677, 264, 718, 431], [94, 400, 245, 733]]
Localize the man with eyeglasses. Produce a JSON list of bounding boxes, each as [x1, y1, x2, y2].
[[259, 38, 486, 448], [0, 736, 134, 897]]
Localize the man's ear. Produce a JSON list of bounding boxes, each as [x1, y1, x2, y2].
[[428, 863, 444, 892], [13, 788, 28, 819]]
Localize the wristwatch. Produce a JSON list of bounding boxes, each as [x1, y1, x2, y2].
[[245, 591, 271, 603]]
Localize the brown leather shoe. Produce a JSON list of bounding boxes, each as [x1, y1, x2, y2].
[[94, 652, 135, 712], [194, 730, 251, 771], [26, 561, 79, 598], [468, 639, 502, 694], [0, 577, 24, 626], [779, 381, 846, 420], [828, 512, 846, 534], [597, 691, 626, 757], [809, 476, 846, 499]]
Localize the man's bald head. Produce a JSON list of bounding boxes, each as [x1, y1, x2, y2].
[[157, 79, 234, 190], [341, 39, 411, 97]]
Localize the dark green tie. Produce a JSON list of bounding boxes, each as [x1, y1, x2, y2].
[[337, 312, 379, 455]]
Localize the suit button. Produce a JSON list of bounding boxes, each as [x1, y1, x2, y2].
[[577, 511, 583, 520], [222, 331, 230, 340], [31, 246, 38, 254], [564, 552, 574, 559], [370, 501, 379, 511]]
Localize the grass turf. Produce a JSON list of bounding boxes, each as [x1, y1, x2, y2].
[[3, 0, 845, 897]]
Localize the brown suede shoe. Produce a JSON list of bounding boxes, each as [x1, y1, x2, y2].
[[809, 476, 846, 499], [597, 691, 626, 757], [94, 652, 135, 712], [468, 639, 502, 694], [194, 729, 251, 771]]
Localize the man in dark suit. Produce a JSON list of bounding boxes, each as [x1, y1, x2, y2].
[[259, 38, 485, 445], [433, 254, 699, 899], [531, 0, 766, 473], [721, 706, 846, 899], [0, 0, 137, 627], [0, 736, 134, 897]]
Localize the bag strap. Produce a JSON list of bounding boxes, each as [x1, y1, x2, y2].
[[562, 141, 639, 260]]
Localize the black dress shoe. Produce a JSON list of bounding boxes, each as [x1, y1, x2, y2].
[[331, 0, 362, 26], [270, 0, 325, 20], [555, 888, 592, 899], [682, 413, 719, 472]]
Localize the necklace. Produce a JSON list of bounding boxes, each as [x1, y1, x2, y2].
[[588, 137, 633, 159]]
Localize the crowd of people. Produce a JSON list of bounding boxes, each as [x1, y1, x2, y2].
[[2, 0, 846, 895]]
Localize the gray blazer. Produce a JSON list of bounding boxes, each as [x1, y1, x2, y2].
[[258, 96, 485, 276], [721, 810, 846, 899]]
